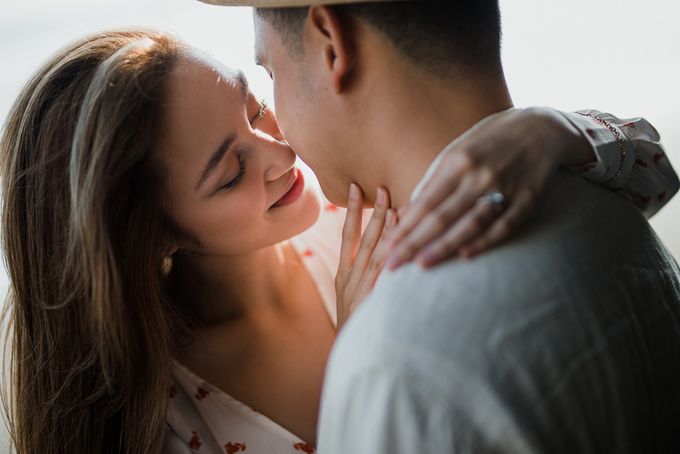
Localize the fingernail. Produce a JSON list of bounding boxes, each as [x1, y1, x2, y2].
[[376, 188, 386, 207], [349, 183, 359, 201]]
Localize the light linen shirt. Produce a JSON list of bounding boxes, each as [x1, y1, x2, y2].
[[318, 113, 680, 453]]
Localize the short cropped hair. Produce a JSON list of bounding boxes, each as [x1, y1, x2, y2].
[[256, 1, 502, 79]]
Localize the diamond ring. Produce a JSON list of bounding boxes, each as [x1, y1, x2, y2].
[[479, 190, 506, 214]]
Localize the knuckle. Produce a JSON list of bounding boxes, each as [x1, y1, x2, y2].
[[341, 230, 353, 242], [396, 242, 415, 259], [341, 224, 355, 240], [362, 231, 380, 247], [431, 211, 450, 231], [478, 167, 496, 188], [457, 151, 476, 171], [368, 257, 383, 273], [419, 194, 439, 211]]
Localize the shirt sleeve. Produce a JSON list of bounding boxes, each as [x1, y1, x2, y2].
[[559, 109, 679, 218]]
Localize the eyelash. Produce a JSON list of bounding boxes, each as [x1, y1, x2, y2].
[[222, 150, 246, 190], [220, 107, 262, 191]]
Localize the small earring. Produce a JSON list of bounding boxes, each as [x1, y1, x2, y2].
[[256, 99, 269, 120], [161, 255, 173, 275]]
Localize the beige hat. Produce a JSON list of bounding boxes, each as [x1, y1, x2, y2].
[[198, 0, 394, 7]]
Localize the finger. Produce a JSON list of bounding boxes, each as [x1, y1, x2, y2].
[[386, 176, 487, 270], [338, 183, 363, 280], [389, 153, 468, 248], [459, 192, 534, 259], [385, 208, 399, 236], [355, 209, 396, 297], [414, 198, 500, 268], [347, 187, 390, 285], [366, 209, 399, 276]]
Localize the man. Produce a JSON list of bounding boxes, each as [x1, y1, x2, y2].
[[200, 0, 680, 452]]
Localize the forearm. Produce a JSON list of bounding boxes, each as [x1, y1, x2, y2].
[[520, 107, 596, 168]]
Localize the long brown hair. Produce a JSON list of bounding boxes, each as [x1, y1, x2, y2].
[[0, 29, 189, 453]]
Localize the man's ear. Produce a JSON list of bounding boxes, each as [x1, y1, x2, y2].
[[306, 6, 356, 94]]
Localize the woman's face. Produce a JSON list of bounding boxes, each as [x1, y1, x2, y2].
[[156, 53, 321, 256]]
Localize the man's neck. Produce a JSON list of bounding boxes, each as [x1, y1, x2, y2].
[[354, 60, 513, 208]]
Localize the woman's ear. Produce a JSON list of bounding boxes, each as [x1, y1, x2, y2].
[[307, 6, 357, 94]]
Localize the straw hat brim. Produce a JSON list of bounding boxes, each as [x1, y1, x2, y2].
[[198, 0, 394, 7]]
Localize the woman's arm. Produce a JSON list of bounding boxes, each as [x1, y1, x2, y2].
[[386, 107, 679, 268], [333, 107, 678, 325], [560, 109, 679, 218]]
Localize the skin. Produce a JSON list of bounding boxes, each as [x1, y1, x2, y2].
[[254, 8, 594, 267], [254, 8, 513, 209], [157, 10, 599, 445], [157, 52, 335, 444]]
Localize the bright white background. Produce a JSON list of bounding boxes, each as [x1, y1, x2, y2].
[[0, 0, 678, 450]]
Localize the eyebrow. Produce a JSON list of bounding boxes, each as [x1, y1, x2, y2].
[[196, 133, 237, 191], [235, 70, 249, 105]]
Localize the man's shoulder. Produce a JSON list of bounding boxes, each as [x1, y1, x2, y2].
[[334, 170, 680, 382], [325, 172, 680, 452], [373, 171, 673, 307]]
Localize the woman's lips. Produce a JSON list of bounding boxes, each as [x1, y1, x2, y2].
[[271, 168, 305, 209]]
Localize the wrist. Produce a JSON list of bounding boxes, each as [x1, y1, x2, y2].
[[522, 107, 595, 167]]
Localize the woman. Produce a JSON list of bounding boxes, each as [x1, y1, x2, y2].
[[0, 30, 675, 454]]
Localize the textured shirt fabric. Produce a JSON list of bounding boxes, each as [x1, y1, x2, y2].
[[318, 171, 680, 453], [163, 109, 679, 453], [560, 109, 679, 218]]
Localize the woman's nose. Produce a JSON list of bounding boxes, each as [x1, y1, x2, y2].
[[260, 137, 296, 182], [259, 109, 285, 142]]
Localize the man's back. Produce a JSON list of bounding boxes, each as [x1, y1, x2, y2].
[[318, 171, 680, 453]]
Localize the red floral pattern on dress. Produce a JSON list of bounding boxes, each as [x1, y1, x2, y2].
[[169, 385, 177, 399], [224, 441, 247, 453], [189, 431, 202, 449], [658, 191, 667, 202], [635, 158, 648, 168], [195, 386, 209, 400], [622, 122, 637, 129], [325, 203, 338, 212], [293, 442, 315, 453], [302, 249, 314, 258], [654, 153, 664, 163]]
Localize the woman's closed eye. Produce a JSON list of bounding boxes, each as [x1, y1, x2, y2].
[[218, 101, 267, 192], [221, 150, 246, 191]]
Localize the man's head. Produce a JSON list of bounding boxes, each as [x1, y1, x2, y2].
[[252, 1, 505, 206]]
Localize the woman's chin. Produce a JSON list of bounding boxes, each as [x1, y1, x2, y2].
[[276, 186, 322, 241]]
